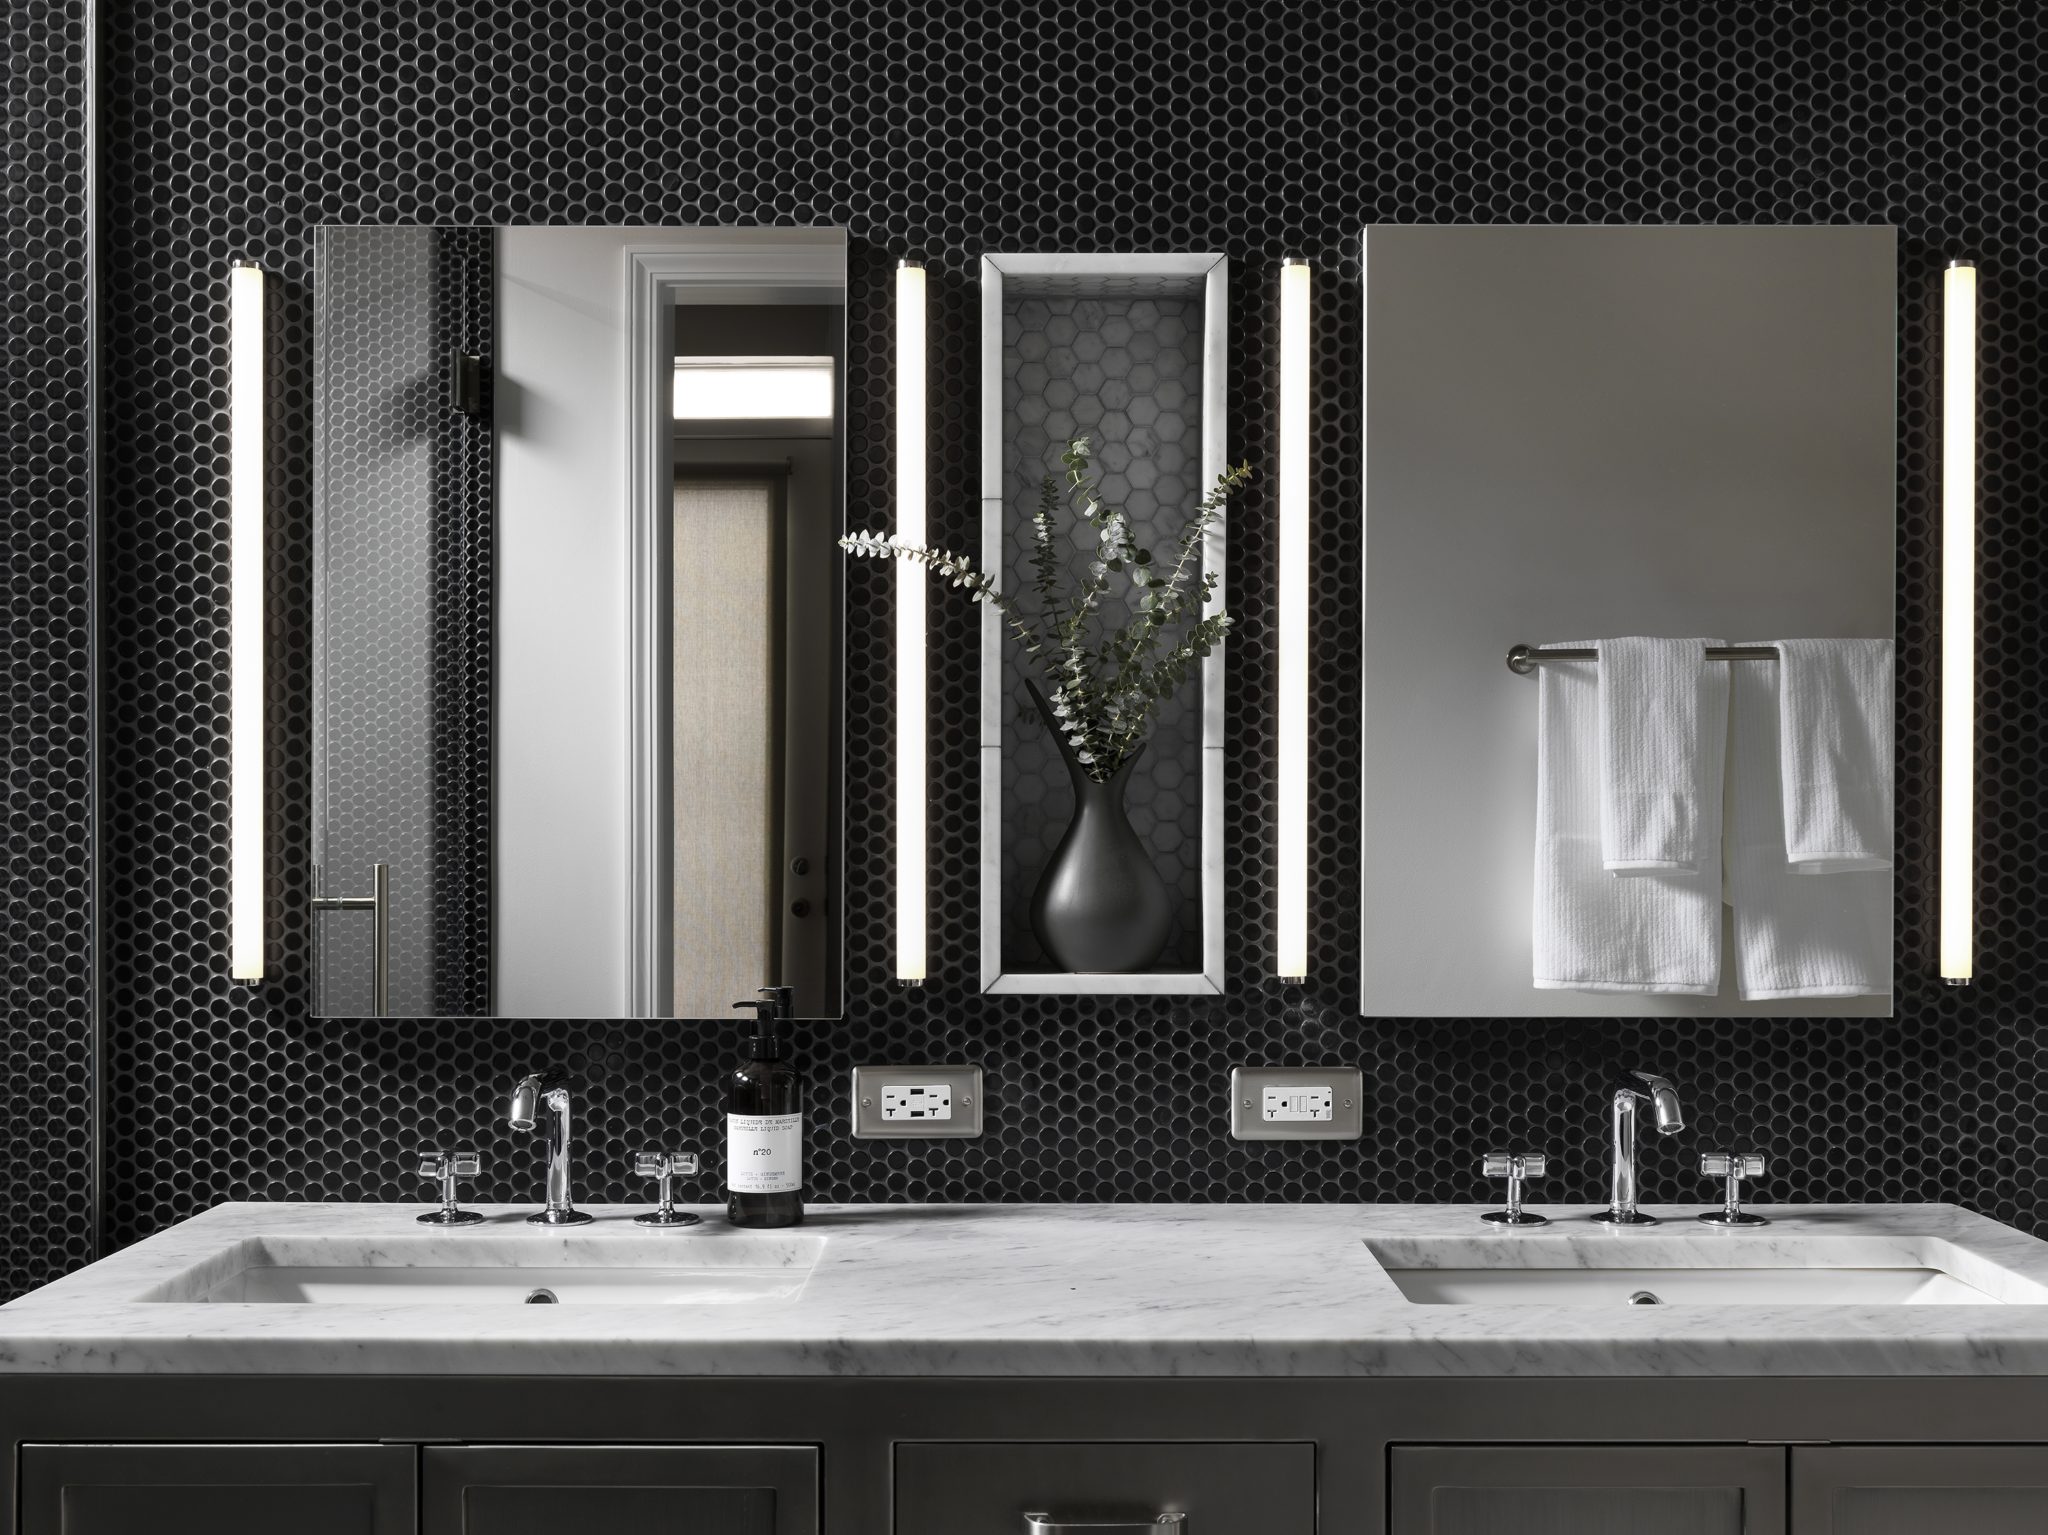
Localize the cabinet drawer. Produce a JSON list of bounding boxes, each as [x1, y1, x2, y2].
[[894, 1442, 1314, 1535], [423, 1446, 817, 1535], [20, 1443, 417, 1535], [1793, 1446, 2048, 1534], [1391, 1446, 1786, 1535]]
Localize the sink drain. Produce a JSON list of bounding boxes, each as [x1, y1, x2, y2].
[[1626, 1290, 1663, 1306], [524, 1287, 559, 1304]]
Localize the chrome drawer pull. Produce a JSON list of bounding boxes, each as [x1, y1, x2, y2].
[[1023, 1516, 1186, 1533]]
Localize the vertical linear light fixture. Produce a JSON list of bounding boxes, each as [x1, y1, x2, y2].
[[1941, 259, 1977, 986], [896, 259, 928, 985], [1277, 257, 1311, 982], [229, 260, 266, 981]]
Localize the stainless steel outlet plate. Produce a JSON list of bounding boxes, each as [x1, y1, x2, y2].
[[850, 1065, 985, 1139], [1229, 1066, 1366, 1141]]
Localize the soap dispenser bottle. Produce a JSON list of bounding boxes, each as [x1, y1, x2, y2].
[[724, 986, 803, 1229]]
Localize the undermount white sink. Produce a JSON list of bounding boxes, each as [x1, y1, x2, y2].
[[1366, 1231, 2048, 1307], [136, 1230, 825, 1306], [1382, 1264, 1996, 1305]]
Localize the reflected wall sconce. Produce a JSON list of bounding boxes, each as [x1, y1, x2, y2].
[[896, 259, 928, 985], [1277, 257, 1311, 983], [1941, 258, 1976, 986], [229, 259, 266, 981]]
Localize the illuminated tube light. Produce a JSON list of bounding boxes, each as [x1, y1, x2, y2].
[[229, 260, 266, 981], [1941, 259, 1976, 986], [896, 260, 928, 985], [1277, 258, 1311, 982]]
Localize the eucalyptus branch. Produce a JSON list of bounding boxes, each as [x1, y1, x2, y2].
[[839, 533, 1042, 659], [1092, 461, 1249, 763], [840, 435, 1250, 782]]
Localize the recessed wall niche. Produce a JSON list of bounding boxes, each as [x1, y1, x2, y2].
[[978, 254, 1229, 996]]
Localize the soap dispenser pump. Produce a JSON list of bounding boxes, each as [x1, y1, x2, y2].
[[724, 986, 803, 1229]]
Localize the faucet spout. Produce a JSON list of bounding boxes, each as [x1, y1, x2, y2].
[[1630, 1070, 1685, 1134], [507, 1069, 592, 1226], [1590, 1069, 1685, 1225]]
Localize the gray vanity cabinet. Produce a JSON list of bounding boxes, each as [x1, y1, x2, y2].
[[1390, 1445, 1788, 1535], [18, 1443, 416, 1535], [894, 1442, 1315, 1534], [1791, 1446, 2048, 1533], [421, 1446, 818, 1535]]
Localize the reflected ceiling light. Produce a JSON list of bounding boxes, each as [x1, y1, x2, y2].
[[896, 261, 928, 985], [671, 356, 835, 420], [1277, 258, 1311, 983], [229, 260, 266, 982], [1941, 259, 1976, 986]]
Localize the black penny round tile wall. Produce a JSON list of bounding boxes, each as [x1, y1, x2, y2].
[[9, 2, 2048, 1295], [3, 0, 98, 1297]]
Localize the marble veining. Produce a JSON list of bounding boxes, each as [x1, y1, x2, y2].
[[8, 1203, 2048, 1377]]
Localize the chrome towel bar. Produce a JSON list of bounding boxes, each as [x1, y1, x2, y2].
[[1506, 642, 1780, 675]]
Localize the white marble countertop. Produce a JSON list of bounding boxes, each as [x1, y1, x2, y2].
[[8, 1201, 2048, 1377]]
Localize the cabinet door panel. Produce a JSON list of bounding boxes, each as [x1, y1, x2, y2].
[[421, 1445, 816, 1535], [1391, 1446, 1786, 1535], [894, 1442, 1314, 1535], [19, 1444, 416, 1535], [1794, 1446, 2048, 1535]]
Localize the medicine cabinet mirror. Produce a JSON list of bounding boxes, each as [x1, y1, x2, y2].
[[312, 226, 846, 1020], [1358, 225, 1897, 1019]]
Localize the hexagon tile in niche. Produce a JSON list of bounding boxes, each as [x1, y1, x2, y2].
[[0, 3, 2040, 1299]]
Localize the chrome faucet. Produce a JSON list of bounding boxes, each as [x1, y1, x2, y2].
[[1590, 1069, 1685, 1225], [506, 1068, 593, 1226]]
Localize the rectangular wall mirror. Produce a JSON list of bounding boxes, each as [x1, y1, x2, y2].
[[1359, 225, 1896, 1018], [312, 226, 846, 1020], [977, 253, 1229, 995]]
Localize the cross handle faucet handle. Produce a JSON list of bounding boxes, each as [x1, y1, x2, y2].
[[1481, 1150, 1550, 1226], [415, 1149, 484, 1227], [1483, 1151, 1548, 1180], [1699, 1151, 1767, 1180], [1698, 1150, 1771, 1227], [634, 1150, 700, 1181], [632, 1150, 702, 1229], [418, 1150, 482, 1182]]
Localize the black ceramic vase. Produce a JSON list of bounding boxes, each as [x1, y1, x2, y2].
[[1024, 680, 1174, 973]]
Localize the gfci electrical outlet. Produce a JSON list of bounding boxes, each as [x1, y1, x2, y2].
[[883, 1084, 953, 1122], [1263, 1083, 1334, 1122], [1229, 1066, 1365, 1141], [851, 1065, 984, 1139]]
